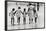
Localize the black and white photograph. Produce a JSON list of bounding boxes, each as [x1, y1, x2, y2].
[[5, 0, 45, 31]]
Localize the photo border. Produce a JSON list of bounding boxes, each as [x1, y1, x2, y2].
[[5, 1, 45, 31]]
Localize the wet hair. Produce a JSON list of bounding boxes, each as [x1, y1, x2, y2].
[[29, 3, 32, 5], [18, 7, 21, 9], [12, 8, 15, 11]]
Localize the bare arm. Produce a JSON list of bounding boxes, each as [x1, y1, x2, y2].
[[9, 11, 11, 16]]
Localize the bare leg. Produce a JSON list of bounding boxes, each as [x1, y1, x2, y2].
[[13, 18, 14, 25], [11, 18, 12, 25], [23, 17, 26, 24], [17, 17, 20, 25], [35, 17, 37, 23], [29, 17, 33, 24], [29, 18, 30, 24], [11, 17, 14, 25]]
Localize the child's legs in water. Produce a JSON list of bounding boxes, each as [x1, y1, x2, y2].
[[17, 17, 20, 24], [11, 17, 14, 25]]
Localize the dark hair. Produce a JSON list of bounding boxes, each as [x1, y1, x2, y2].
[[18, 7, 21, 9], [12, 8, 15, 11], [29, 3, 32, 5]]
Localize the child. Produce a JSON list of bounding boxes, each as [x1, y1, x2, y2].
[[15, 7, 22, 25], [9, 8, 15, 25], [27, 8, 34, 24], [33, 8, 38, 23]]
